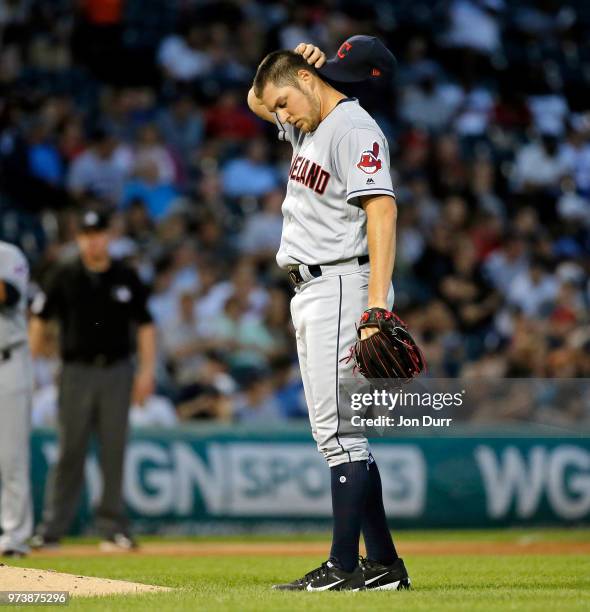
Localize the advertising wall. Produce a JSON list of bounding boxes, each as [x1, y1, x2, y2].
[[31, 428, 590, 532]]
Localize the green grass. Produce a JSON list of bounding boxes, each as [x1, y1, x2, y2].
[[5, 530, 590, 611]]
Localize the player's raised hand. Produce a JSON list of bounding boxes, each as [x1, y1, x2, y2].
[[294, 43, 326, 68]]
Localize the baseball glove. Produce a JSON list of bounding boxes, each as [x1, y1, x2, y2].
[[351, 308, 426, 380]]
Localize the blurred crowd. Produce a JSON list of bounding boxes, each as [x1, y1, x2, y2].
[[1, 0, 590, 426]]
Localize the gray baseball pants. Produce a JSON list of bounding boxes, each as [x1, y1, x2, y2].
[[0, 343, 33, 553], [39, 359, 133, 539], [290, 258, 394, 467]]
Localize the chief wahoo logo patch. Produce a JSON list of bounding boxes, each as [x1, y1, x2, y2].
[[357, 142, 382, 174]]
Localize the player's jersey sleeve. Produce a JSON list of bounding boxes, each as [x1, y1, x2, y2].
[[0, 247, 28, 302], [335, 128, 395, 206]]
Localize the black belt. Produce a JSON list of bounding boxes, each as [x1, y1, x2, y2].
[[69, 354, 128, 367], [287, 255, 369, 285]]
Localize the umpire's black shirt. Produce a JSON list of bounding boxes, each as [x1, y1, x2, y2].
[[34, 257, 152, 364]]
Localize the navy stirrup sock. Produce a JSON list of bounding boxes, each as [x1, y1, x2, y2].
[[329, 460, 370, 572], [361, 459, 398, 565]]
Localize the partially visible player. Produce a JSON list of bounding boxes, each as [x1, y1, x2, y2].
[[0, 240, 33, 558], [248, 37, 410, 591]]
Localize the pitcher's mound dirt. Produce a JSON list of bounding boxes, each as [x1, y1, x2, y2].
[[0, 564, 171, 598]]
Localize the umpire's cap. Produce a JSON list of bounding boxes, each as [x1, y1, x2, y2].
[[318, 35, 397, 83], [78, 209, 109, 232]]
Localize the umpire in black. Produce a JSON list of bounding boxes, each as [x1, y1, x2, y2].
[[29, 210, 156, 550]]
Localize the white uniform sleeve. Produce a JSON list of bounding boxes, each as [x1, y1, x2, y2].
[[274, 114, 299, 144], [335, 128, 395, 206], [0, 246, 29, 298]]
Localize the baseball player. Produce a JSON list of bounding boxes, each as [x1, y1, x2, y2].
[[247, 37, 411, 591], [0, 240, 33, 557]]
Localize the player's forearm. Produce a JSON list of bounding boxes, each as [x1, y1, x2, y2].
[[136, 323, 157, 375], [0, 279, 20, 306], [247, 87, 275, 123], [29, 316, 47, 357], [363, 195, 397, 309]]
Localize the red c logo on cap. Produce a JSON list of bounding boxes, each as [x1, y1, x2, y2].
[[337, 41, 352, 59]]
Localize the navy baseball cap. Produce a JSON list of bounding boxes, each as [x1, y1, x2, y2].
[[79, 210, 109, 232], [318, 35, 397, 83]]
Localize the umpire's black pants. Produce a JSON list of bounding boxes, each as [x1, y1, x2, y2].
[[40, 359, 133, 539]]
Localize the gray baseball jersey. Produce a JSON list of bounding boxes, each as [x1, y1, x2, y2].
[[275, 98, 394, 269], [0, 241, 29, 350]]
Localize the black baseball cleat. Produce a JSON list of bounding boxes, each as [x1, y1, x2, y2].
[[359, 556, 412, 590], [1, 549, 28, 558], [272, 560, 365, 591]]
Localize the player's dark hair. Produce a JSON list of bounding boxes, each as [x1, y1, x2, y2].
[[253, 50, 319, 98]]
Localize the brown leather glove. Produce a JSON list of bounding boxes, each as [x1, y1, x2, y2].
[[352, 307, 426, 380]]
